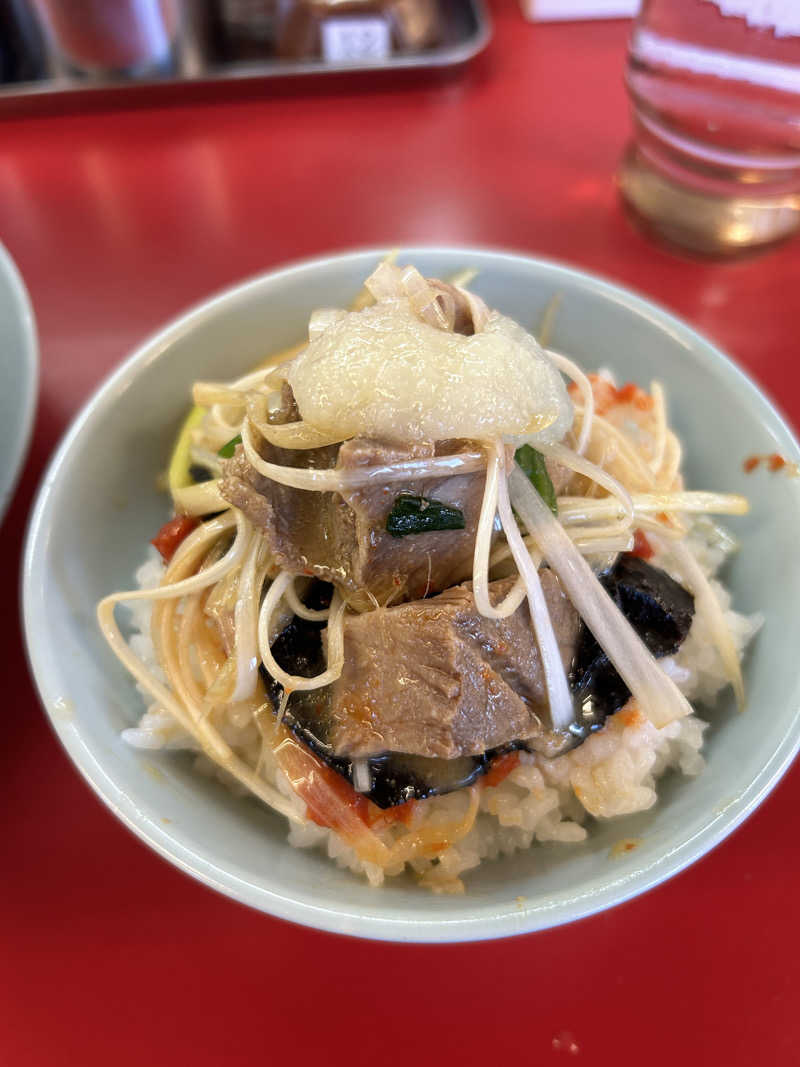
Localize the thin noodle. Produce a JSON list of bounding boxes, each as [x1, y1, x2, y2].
[[472, 440, 526, 619], [650, 381, 667, 476], [241, 416, 486, 491], [496, 464, 573, 730], [578, 410, 656, 489], [539, 441, 634, 520], [246, 394, 346, 451], [258, 574, 347, 692], [97, 598, 303, 824], [229, 534, 267, 703], [545, 348, 594, 456], [284, 576, 331, 622], [177, 595, 207, 704], [658, 431, 682, 490]]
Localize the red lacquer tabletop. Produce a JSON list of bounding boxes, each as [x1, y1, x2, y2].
[[3, 3, 799, 1064]]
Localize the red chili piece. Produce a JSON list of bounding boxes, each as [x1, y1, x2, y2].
[[150, 515, 200, 563], [631, 529, 654, 560], [483, 751, 521, 789]]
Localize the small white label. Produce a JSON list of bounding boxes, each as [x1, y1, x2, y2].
[[523, 0, 639, 19], [321, 17, 391, 62], [706, 1, 800, 37]]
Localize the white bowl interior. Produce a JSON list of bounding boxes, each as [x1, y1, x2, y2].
[[24, 248, 800, 941]]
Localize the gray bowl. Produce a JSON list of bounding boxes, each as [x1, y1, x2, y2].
[[0, 242, 37, 521], [22, 248, 800, 941]]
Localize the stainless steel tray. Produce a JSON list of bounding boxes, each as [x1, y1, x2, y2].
[[0, 0, 491, 103]]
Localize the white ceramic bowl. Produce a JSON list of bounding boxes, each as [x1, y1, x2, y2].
[[0, 242, 37, 521], [23, 248, 800, 941]]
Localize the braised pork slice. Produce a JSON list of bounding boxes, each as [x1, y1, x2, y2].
[[335, 437, 486, 600], [220, 389, 487, 600], [327, 574, 580, 760]]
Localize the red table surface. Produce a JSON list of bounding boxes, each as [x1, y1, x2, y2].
[[3, 4, 799, 1064]]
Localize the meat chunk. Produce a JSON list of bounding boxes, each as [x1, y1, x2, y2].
[[262, 556, 696, 807], [222, 445, 356, 583], [335, 437, 487, 600], [220, 388, 488, 600], [220, 383, 356, 582], [327, 574, 580, 760]]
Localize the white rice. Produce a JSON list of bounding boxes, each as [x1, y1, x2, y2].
[[122, 518, 760, 892]]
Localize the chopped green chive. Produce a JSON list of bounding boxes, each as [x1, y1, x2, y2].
[[386, 494, 466, 538], [514, 444, 558, 515], [218, 433, 242, 459]]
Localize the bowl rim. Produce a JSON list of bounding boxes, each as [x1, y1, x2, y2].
[[1, 240, 38, 522], [22, 244, 800, 942]]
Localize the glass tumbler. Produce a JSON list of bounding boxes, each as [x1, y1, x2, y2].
[[619, 0, 800, 255]]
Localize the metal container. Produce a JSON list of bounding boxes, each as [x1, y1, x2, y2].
[[0, 0, 490, 100]]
